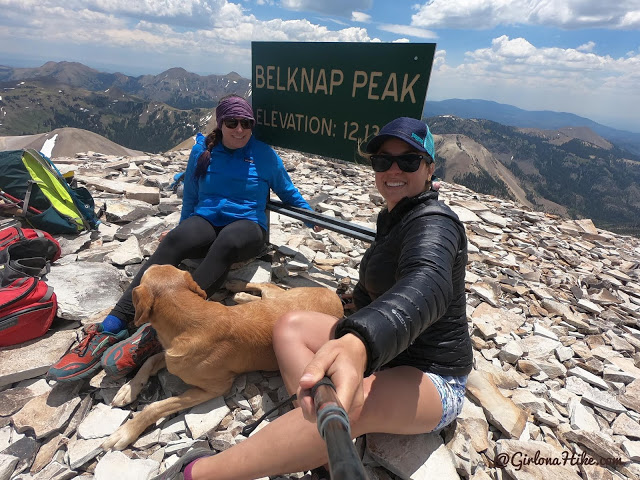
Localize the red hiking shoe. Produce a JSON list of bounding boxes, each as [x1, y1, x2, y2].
[[101, 324, 163, 378], [47, 324, 128, 382]]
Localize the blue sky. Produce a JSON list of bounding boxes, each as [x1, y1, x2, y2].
[[0, 0, 639, 132]]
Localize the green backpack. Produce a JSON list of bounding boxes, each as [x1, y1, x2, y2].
[[0, 149, 100, 234]]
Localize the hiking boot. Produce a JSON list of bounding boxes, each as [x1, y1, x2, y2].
[[47, 324, 129, 382], [101, 323, 163, 378]]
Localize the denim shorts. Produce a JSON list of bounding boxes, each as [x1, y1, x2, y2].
[[424, 373, 468, 432]]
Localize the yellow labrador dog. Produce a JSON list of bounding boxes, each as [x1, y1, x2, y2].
[[102, 264, 344, 450]]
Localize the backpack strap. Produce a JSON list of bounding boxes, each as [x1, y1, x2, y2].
[[0, 257, 48, 287], [22, 180, 36, 220]]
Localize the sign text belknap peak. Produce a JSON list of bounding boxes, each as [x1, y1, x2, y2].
[[251, 42, 436, 162], [254, 66, 422, 103]]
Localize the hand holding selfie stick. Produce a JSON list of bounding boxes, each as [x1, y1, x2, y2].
[[312, 377, 368, 480]]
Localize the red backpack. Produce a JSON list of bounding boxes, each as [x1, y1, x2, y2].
[[0, 227, 61, 262], [0, 227, 61, 346], [0, 277, 57, 347]]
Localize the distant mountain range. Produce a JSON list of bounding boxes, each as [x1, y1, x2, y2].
[[425, 99, 640, 156], [1, 61, 639, 236], [0, 61, 250, 109], [426, 116, 640, 236]]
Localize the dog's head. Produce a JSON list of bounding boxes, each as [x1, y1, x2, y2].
[[132, 265, 207, 327]]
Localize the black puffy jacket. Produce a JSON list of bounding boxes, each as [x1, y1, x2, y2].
[[334, 191, 472, 377]]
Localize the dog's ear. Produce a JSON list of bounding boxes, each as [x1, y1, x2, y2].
[[132, 284, 154, 326], [184, 271, 207, 299]]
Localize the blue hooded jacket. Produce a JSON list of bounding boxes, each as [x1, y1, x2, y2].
[[180, 133, 312, 230]]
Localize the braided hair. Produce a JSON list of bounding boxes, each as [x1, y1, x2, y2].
[[194, 129, 221, 179]]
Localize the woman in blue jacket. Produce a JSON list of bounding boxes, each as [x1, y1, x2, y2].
[[49, 94, 315, 382], [169, 117, 472, 480]]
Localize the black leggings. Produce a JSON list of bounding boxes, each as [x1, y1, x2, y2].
[[110, 216, 266, 322]]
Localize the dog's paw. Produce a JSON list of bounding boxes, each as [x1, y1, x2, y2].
[[224, 279, 248, 292], [232, 292, 261, 304], [102, 425, 136, 451], [111, 382, 137, 407]]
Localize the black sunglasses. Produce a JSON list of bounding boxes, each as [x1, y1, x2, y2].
[[223, 118, 254, 129], [370, 153, 431, 173]]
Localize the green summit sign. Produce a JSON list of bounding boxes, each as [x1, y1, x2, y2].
[[251, 42, 436, 162]]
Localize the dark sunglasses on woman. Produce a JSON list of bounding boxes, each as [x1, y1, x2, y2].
[[223, 118, 254, 129], [370, 153, 432, 173]]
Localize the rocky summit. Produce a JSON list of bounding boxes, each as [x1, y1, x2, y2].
[[1, 146, 640, 480]]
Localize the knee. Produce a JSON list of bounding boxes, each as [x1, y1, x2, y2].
[[273, 311, 308, 350], [158, 228, 182, 250]]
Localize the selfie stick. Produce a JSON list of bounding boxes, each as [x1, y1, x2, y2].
[[312, 377, 368, 480]]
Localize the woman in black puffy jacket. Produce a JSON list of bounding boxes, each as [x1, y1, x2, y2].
[[176, 117, 472, 480]]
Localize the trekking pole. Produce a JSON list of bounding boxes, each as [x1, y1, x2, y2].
[[312, 377, 368, 480], [0, 190, 43, 215]]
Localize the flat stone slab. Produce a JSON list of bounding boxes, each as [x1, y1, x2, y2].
[[581, 387, 627, 413], [465, 370, 527, 438], [31, 461, 76, 480], [517, 336, 562, 359], [567, 366, 609, 390], [477, 211, 509, 228], [79, 176, 160, 205], [77, 403, 130, 439], [619, 378, 640, 413], [67, 436, 105, 469], [104, 235, 143, 266], [46, 262, 125, 321], [612, 413, 640, 439], [570, 399, 600, 432], [1, 435, 38, 476], [366, 432, 459, 480], [0, 454, 19, 480], [456, 400, 490, 453], [0, 330, 76, 387], [185, 396, 230, 439], [12, 383, 82, 439], [449, 205, 481, 223], [225, 260, 272, 285], [0, 380, 52, 416], [562, 430, 630, 463], [94, 450, 159, 480]]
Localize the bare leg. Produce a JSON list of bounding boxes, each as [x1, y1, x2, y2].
[[188, 312, 444, 479], [190, 367, 443, 480], [272, 311, 339, 396]]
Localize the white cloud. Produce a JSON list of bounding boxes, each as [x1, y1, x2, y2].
[[0, 0, 376, 68], [280, 0, 372, 17], [378, 24, 438, 39], [392, 38, 410, 43], [577, 41, 596, 52], [411, 0, 640, 30], [433, 49, 447, 69], [429, 34, 640, 128], [351, 11, 371, 23]]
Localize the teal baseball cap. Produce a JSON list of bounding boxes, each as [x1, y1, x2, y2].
[[365, 117, 435, 161]]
